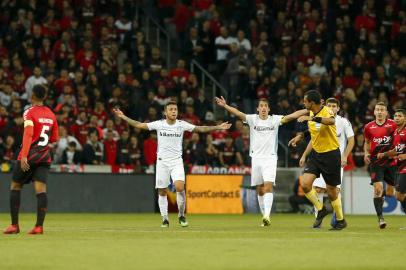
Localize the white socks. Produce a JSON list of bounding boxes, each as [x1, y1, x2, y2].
[[158, 195, 168, 221], [263, 193, 274, 218], [177, 191, 186, 217], [257, 195, 265, 215]]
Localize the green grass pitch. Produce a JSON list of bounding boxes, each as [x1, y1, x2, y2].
[[0, 214, 405, 270]]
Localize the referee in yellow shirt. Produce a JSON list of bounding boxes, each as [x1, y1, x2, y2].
[[289, 90, 347, 230]]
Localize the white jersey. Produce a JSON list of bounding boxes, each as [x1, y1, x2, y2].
[[147, 119, 196, 160], [245, 114, 283, 158], [335, 115, 354, 154]]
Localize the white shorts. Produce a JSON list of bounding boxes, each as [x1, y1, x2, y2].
[[156, 157, 185, 189], [313, 168, 344, 189], [251, 157, 277, 186]]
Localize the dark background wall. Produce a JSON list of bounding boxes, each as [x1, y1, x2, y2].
[[0, 173, 156, 213]]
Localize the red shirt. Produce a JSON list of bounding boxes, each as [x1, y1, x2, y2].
[[18, 106, 59, 164], [71, 122, 89, 146], [393, 126, 406, 174], [143, 138, 157, 165], [104, 139, 117, 166], [364, 119, 397, 166]]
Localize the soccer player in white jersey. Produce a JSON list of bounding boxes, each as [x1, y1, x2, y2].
[[299, 98, 354, 227], [113, 101, 231, 227], [215, 96, 308, 226]]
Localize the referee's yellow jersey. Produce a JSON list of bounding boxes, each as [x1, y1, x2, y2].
[[308, 106, 339, 153]]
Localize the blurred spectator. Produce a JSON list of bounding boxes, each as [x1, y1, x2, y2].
[[219, 135, 243, 167], [55, 125, 82, 163], [61, 141, 82, 165], [184, 133, 206, 165], [235, 125, 250, 166], [288, 176, 312, 213], [143, 132, 157, 173], [82, 131, 105, 165], [0, 135, 17, 165], [353, 133, 366, 168], [128, 135, 143, 173], [24, 66, 47, 101], [104, 130, 118, 166], [204, 134, 219, 166]]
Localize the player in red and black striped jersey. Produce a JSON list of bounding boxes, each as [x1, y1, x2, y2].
[[378, 109, 406, 214], [4, 85, 59, 235], [363, 102, 397, 229]]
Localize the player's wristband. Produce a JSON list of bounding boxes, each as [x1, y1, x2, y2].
[[312, 117, 322, 123]]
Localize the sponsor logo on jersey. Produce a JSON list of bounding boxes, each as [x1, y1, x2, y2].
[[373, 136, 391, 144], [254, 126, 274, 131], [159, 131, 182, 137]]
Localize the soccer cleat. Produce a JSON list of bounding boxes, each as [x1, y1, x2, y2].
[[313, 206, 328, 228], [28, 226, 43, 235], [161, 219, 169, 228], [330, 212, 337, 228], [379, 218, 387, 229], [178, 216, 189, 227], [329, 219, 347, 231], [261, 216, 271, 227], [3, 224, 20, 234]]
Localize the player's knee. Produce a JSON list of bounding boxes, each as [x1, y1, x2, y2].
[[374, 188, 383, 197], [315, 187, 324, 193], [385, 186, 394, 197], [10, 181, 22, 191], [263, 182, 273, 193], [301, 183, 311, 193], [396, 193, 405, 202], [158, 189, 167, 196]]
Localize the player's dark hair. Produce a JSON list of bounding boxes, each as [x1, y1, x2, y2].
[[326, 97, 340, 107], [32, 84, 47, 100], [164, 100, 177, 110], [395, 109, 406, 116], [304, 90, 321, 104], [375, 101, 387, 109], [256, 98, 269, 107]]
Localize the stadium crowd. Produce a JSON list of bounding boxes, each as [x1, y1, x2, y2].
[[0, 0, 405, 173]]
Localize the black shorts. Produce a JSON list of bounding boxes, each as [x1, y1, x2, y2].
[[395, 173, 406, 194], [368, 164, 396, 186], [12, 161, 50, 185], [304, 148, 341, 186]]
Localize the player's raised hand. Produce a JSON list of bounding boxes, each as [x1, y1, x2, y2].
[[218, 122, 232, 130], [215, 96, 227, 107], [21, 157, 30, 172], [113, 108, 125, 118]]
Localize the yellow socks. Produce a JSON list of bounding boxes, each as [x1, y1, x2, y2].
[[305, 189, 323, 211], [331, 197, 344, 220]]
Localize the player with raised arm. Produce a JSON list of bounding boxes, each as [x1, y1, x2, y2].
[[113, 101, 231, 227], [215, 96, 308, 226], [289, 90, 347, 230], [377, 109, 406, 218], [4, 85, 59, 235], [299, 98, 354, 227], [363, 102, 397, 229]]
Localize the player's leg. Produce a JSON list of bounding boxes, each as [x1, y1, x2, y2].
[[28, 181, 47, 234], [251, 158, 264, 216], [4, 162, 29, 234], [261, 157, 276, 226], [312, 176, 326, 217], [395, 173, 406, 213], [171, 159, 188, 227], [369, 165, 387, 228], [156, 160, 170, 227]]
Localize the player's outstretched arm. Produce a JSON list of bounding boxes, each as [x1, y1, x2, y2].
[[215, 96, 246, 122], [113, 108, 149, 130], [297, 115, 335, 125], [281, 109, 309, 124], [194, 122, 232, 133]]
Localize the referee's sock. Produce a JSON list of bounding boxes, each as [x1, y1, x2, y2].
[[36, 193, 48, 227], [331, 197, 344, 221], [10, 190, 21, 225], [304, 189, 323, 211], [373, 197, 384, 219]]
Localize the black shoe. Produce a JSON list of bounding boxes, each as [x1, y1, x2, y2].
[[329, 219, 347, 231], [379, 218, 387, 229], [313, 206, 328, 228], [178, 216, 189, 227], [161, 219, 169, 228]]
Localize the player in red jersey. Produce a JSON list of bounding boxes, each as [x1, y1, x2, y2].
[[363, 102, 397, 229], [378, 109, 406, 215], [4, 85, 59, 235]]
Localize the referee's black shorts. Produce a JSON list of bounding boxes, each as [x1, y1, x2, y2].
[[304, 148, 341, 187]]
